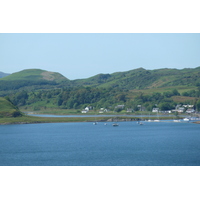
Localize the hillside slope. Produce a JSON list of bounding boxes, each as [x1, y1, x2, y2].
[[1, 69, 67, 82], [0, 97, 22, 117], [0, 67, 200, 95], [72, 67, 200, 89], [0, 69, 69, 93]]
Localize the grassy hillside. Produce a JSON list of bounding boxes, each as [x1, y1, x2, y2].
[[1, 69, 67, 83], [72, 67, 200, 90], [0, 69, 70, 94], [0, 97, 22, 117], [0, 67, 200, 93]]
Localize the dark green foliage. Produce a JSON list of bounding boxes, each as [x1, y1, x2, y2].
[[181, 89, 200, 97], [12, 110, 22, 117]]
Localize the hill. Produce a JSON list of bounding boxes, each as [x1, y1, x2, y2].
[[0, 67, 200, 93], [1, 69, 67, 82], [0, 71, 10, 78], [72, 67, 200, 89], [0, 69, 69, 94], [0, 97, 22, 117]]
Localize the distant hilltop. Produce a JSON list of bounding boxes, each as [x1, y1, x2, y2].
[[0, 69, 67, 83], [0, 67, 200, 93]]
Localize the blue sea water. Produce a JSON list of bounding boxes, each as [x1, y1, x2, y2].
[[0, 121, 200, 166]]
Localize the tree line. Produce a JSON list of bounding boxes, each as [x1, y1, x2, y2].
[[7, 87, 200, 112]]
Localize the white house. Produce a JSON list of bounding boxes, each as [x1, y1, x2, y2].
[[85, 107, 90, 111], [152, 108, 159, 113], [99, 108, 108, 113]]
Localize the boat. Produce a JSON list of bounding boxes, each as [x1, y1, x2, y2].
[[112, 117, 119, 126], [173, 120, 181, 122], [93, 116, 98, 125], [183, 118, 190, 122]]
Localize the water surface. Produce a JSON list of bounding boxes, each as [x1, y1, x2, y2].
[[0, 121, 199, 166]]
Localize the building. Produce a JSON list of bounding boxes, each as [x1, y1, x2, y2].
[[186, 108, 195, 114], [152, 108, 159, 113]]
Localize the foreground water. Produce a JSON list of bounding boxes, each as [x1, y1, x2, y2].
[[0, 121, 200, 166]]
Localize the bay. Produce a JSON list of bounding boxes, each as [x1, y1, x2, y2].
[[0, 121, 200, 166]]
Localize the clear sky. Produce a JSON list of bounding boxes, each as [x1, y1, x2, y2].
[[0, 33, 200, 80]]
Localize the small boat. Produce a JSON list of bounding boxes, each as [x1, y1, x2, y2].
[[173, 120, 181, 122], [183, 118, 190, 122], [93, 116, 98, 125], [113, 117, 119, 126]]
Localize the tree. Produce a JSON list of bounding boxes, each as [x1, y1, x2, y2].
[[159, 102, 173, 111]]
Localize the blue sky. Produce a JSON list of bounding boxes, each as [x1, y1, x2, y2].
[[1, 33, 200, 80]]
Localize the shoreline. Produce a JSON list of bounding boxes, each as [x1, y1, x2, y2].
[[1, 115, 199, 125]]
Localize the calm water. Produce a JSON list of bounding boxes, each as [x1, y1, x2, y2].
[[0, 121, 200, 166]]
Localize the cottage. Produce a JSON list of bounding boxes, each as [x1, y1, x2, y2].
[[177, 107, 185, 113], [152, 108, 159, 113], [99, 108, 108, 113], [85, 107, 90, 111], [81, 109, 88, 113], [186, 108, 195, 114]]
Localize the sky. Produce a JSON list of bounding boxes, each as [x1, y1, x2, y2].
[[0, 33, 200, 80]]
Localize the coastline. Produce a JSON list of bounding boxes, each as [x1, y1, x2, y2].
[[0, 116, 140, 125], [2, 115, 199, 125]]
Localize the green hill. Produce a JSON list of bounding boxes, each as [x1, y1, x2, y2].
[[0, 69, 69, 94], [72, 67, 200, 89], [0, 97, 22, 117], [1, 69, 67, 82], [0, 67, 200, 98]]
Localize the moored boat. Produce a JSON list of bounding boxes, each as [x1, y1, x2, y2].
[[183, 118, 190, 122]]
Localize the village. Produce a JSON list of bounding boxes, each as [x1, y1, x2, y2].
[[81, 104, 197, 115]]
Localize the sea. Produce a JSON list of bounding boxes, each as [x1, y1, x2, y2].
[[0, 120, 200, 166]]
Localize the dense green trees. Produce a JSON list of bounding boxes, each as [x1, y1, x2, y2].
[[7, 86, 200, 112]]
